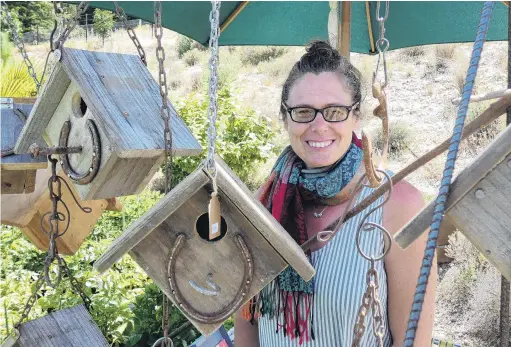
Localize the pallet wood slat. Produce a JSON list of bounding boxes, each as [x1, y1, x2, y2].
[[13, 305, 108, 347]]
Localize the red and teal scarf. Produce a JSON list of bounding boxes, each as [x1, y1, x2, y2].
[[242, 133, 364, 344]]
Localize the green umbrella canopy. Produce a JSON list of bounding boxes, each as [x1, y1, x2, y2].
[[83, 1, 507, 54]]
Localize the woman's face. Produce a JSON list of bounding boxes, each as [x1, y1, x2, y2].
[[285, 72, 358, 169]]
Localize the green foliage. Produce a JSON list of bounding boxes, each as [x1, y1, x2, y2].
[[1, 58, 41, 97], [93, 8, 115, 44], [1, 32, 13, 66], [1, 2, 54, 33], [172, 87, 280, 190], [183, 49, 200, 67], [177, 36, 193, 58], [240, 46, 287, 66]]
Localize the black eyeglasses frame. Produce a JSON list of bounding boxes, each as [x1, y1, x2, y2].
[[282, 101, 359, 123]]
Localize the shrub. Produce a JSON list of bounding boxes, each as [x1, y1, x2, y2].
[[462, 101, 504, 154], [373, 120, 413, 157], [1, 58, 41, 97], [183, 49, 200, 67], [172, 87, 280, 190], [177, 36, 193, 58], [435, 44, 457, 61], [402, 46, 425, 59], [240, 46, 287, 66]]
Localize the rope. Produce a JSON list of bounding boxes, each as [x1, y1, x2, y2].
[[404, 2, 495, 345]]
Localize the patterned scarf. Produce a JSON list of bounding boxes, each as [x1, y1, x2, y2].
[[241, 133, 364, 344]]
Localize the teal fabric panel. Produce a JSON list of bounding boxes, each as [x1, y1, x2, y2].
[[83, 1, 508, 53]]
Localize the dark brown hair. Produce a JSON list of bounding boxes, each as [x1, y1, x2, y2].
[[280, 40, 362, 119]]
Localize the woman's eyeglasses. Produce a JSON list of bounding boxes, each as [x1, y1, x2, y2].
[[282, 101, 359, 123]]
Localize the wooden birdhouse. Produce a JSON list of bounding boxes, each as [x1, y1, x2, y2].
[[94, 156, 315, 336], [1, 97, 46, 194], [6, 305, 108, 347], [14, 48, 201, 200], [1, 162, 121, 255], [395, 124, 511, 280]]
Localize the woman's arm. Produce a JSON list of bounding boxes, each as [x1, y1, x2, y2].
[[383, 181, 436, 347], [234, 310, 260, 347]]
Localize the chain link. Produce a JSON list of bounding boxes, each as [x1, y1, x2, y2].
[[161, 296, 171, 347], [1, 1, 41, 93], [61, 257, 92, 311], [53, 1, 89, 51], [352, 265, 385, 347], [206, 1, 221, 176], [154, 1, 173, 194], [114, 1, 147, 65]]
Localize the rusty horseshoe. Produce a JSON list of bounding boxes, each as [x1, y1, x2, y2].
[[58, 119, 101, 185], [167, 233, 253, 324]]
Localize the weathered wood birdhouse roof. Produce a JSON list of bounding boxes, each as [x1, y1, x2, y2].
[[15, 48, 201, 157], [395, 123, 511, 280]]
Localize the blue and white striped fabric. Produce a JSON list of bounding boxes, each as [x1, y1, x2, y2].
[[258, 184, 392, 347]]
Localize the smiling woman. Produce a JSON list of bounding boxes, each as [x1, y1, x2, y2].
[[234, 41, 435, 347]]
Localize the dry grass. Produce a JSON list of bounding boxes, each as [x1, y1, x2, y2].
[[402, 46, 426, 59]]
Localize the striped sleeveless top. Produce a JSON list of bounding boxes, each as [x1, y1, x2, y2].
[[258, 184, 393, 347]]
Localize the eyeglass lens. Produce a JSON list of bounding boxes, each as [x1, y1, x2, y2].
[[291, 106, 349, 123]]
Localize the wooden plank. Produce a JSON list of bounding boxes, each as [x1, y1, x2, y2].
[[448, 155, 511, 280], [58, 49, 201, 157], [1, 101, 47, 170], [94, 167, 210, 273], [14, 63, 71, 153], [14, 305, 108, 347], [130, 183, 288, 336], [395, 123, 511, 249], [1, 170, 36, 194], [215, 156, 315, 282]]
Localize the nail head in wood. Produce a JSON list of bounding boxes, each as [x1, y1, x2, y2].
[[475, 188, 486, 199]]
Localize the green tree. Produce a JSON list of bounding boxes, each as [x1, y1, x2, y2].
[[0, 2, 53, 34], [93, 8, 114, 45]]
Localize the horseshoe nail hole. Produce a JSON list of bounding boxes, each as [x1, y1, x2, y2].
[[72, 92, 88, 118], [195, 213, 227, 242]]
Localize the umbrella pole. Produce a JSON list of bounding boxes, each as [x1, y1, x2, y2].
[[500, 5, 511, 347], [338, 1, 352, 60]]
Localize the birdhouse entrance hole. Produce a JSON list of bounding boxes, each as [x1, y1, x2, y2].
[[196, 213, 227, 242], [72, 92, 87, 118]]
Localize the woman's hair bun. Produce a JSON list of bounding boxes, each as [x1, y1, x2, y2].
[[302, 40, 340, 69], [305, 41, 340, 59]]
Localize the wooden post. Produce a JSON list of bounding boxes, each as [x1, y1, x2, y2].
[[500, 4, 511, 347], [338, 2, 352, 60]]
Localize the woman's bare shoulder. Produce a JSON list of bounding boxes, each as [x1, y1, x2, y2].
[[383, 179, 425, 233]]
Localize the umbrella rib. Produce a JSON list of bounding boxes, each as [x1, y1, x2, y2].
[[366, 1, 376, 53]]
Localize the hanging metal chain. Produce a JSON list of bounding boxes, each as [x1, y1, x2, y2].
[[352, 265, 385, 347], [206, 1, 221, 177], [114, 1, 147, 65], [1, 1, 42, 93], [160, 296, 172, 347], [351, 170, 393, 346], [154, 1, 173, 194], [53, 1, 89, 52], [373, 1, 389, 89], [9, 157, 93, 335]]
